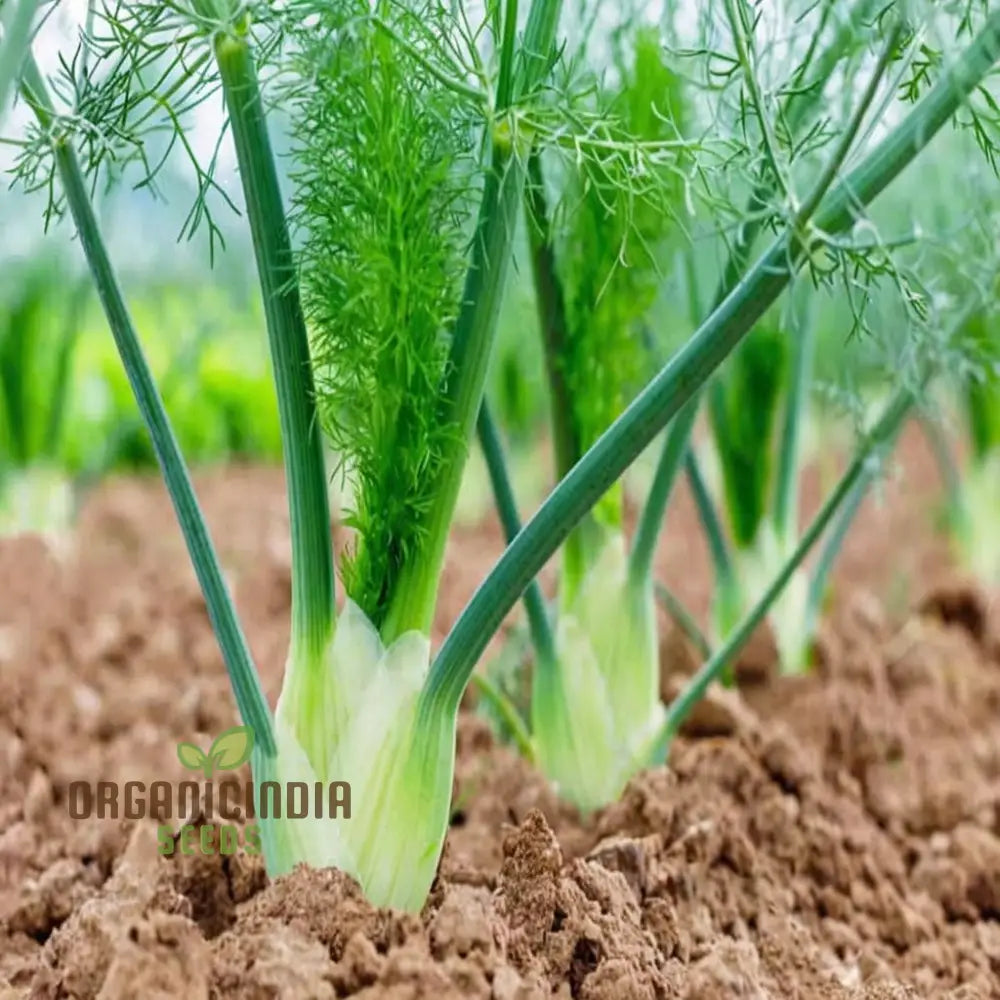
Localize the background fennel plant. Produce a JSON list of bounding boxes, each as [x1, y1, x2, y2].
[[474, 4, 920, 810], [0, 246, 282, 538], [920, 274, 1000, 588], [954, 305, 1000, 584]]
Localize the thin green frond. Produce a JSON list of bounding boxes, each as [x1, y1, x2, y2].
[[472, 673, 534, 761], [654, 582, 712, 660]]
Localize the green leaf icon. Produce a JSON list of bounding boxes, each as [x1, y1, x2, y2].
[[177, 742, 207, 772], [208, 725, 254, 773]]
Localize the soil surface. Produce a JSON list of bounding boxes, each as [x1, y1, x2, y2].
[[2, 426, 1000, 998]]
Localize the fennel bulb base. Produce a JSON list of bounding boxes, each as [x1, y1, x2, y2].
[[533, 533, 664, 814], [264, 600, 456, 912]]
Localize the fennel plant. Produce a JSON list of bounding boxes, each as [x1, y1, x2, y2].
[[7, 0, 1000, 913]]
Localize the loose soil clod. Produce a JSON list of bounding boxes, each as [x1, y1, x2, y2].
[[2, 446, 999, 998]]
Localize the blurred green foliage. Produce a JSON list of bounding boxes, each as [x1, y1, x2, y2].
[[957, 303, 1000, 462], [70, 286, 283, 477], [0, 258, 84, 471], [0, 255, 282, 513]]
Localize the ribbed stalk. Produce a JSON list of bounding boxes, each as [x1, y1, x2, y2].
[[428, 12, 1000, 709], [495, 0, 519, 112], [21, 54, 274, 753], [627, 396, 699, 588], [477, 403, 556, 668], [214, 31, 334, 665]]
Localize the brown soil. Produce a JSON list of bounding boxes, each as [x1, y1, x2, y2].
[[2, 427, 1000, 999]]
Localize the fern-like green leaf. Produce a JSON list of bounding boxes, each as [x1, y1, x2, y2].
[[290, 0, 477, 628]]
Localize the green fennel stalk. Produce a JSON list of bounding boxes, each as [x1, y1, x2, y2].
[[212, 19, 336, 788], [478, 12, 920, 809], [18, 53, 276, 755], [213, 26, 334, 664], [0, 0, 37, 118]]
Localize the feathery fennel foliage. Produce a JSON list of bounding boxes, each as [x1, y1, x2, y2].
[[556, 29, 685, 523], [291, 0, 478, 629], [524, 25, 691, 604], [558, 29, 686, 455]]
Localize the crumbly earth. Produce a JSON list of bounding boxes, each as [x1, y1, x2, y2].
[[2, 427, 999, 999]]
